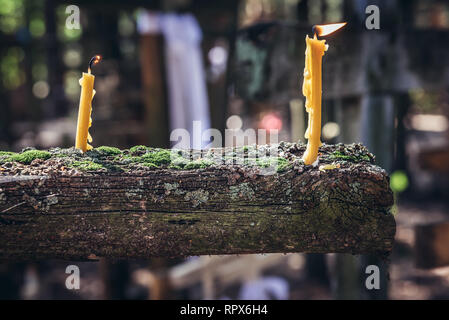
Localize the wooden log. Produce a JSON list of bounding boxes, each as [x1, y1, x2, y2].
[[0, 142, 395, 261]]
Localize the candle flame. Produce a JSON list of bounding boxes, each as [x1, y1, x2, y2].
[[315, 22, 346, 37]]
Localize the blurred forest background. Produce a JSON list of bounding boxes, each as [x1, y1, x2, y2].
[[1, 0, 449, 299]]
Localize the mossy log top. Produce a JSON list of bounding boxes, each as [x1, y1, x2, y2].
[[0, 142, 395, 261]]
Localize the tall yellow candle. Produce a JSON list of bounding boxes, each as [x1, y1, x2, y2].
[[302, 34, 327, 165], [75, 55, 101, 152], [302, 23, 346, 165]]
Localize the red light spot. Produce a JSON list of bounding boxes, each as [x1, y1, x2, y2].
[[260, 113, 283, 132]]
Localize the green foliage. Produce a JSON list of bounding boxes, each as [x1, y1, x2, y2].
[[29, 16, 45, 38], [390, 170, 409, 193], [0, 0, 25, 35], [9, 150, 51, 164], [1, 47, 25, 89]]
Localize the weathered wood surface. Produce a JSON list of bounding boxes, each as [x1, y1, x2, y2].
[[0, 142, 395, 261]]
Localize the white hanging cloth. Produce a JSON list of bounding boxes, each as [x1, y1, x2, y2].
[[137, 11, 211, 149]]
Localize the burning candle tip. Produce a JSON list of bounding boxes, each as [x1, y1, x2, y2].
[[313, 22, 347, 37]]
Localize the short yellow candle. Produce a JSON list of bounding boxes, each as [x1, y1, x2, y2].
[[302, 23, 346, 165], [75, 55, 101, 152]]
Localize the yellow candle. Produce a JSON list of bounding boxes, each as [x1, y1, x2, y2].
[[302, 23, 346, 165], [75, 55, 101, 152], [302, 34, 327, 165]]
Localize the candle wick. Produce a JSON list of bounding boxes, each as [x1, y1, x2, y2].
[[312, 25, 317, 38], [88, 55, 102, 72]]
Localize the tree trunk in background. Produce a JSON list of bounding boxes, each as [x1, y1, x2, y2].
[[393, 93, 409, 172], [359, 95, 393, 300], [335, 96, 363, 299], [0, 263, 25, 299], [335, 253, 360, 300], [305, 253, 329, 286], [296, 0, 308, 22], [358, 0, 399, 300], [139, 34, 169, 148], [44, 0, 64, 118], [100, 259, 130, 300]]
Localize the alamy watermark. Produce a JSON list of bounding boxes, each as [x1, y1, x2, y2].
[[65, 264, 80, 290], [64, 4, 380, 32], [365, 5, 380, 30], [365, 265, 380, 290], [65, 5, 80, 30], [168, 120, 284, 176]]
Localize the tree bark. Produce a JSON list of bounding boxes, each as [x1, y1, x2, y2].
[[0, 142, 395, 261]]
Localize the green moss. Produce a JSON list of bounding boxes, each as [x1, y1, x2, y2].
[[120, 153, 135, 161], [0, 151, 15, 157], [275, 157, 290, 173], [255, 158, 271, 168], [329, 150, 370, 162], [0, 151, 16, 164], [68, 160, 104, 171], [10, 150, 51, 164], [122, 149, 173, 167], [50, 148, 83, 159], [361, 155, 371, 161], [129, 145, 150, 155], [184, 159, 213, 170], [54, 153, 68, 158], [167, 155, 214, 170], [141, 162, 159, 169], [95, 146, 122, 156], [253, 157, 290, 173], [169, 157, 190, 170], [140, 149, 172, 167]]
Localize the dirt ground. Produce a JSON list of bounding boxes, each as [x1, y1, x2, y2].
[[389, 200, 449, 299]]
